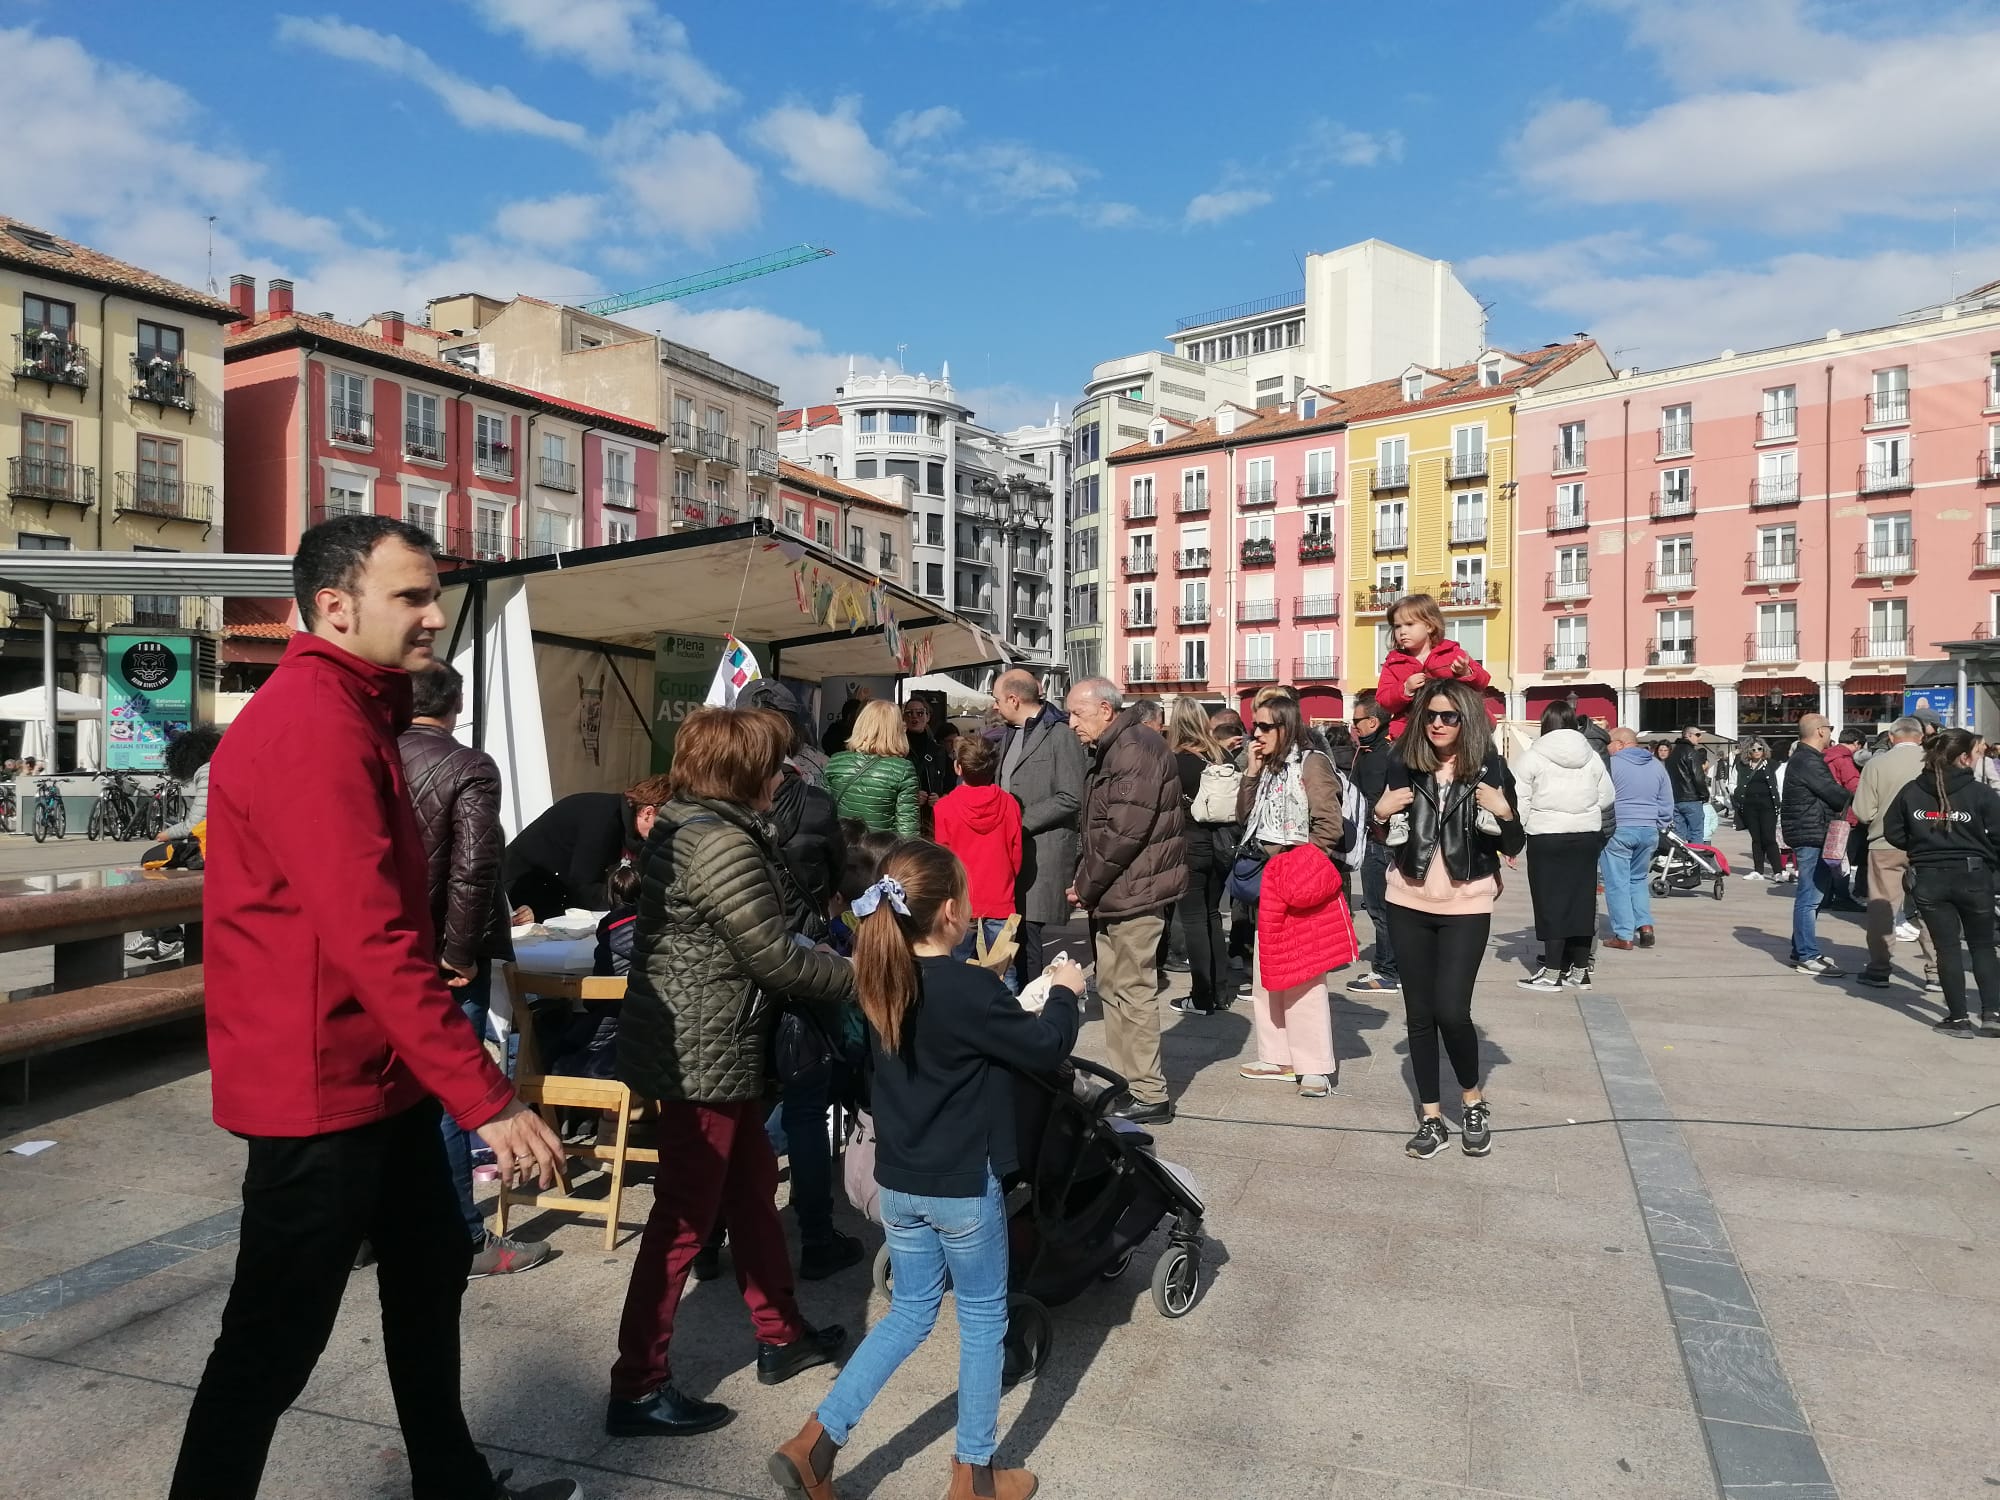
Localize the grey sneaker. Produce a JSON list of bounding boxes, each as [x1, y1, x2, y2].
[[1346, 973, 1401, 994], [1515, 967, 1563, 992], [1792, 955, 1842, 977], [1461, 1100, 1493, 1156], [1405, 1116, 1450, 1159], [469, 1233, 552, 1278], [1561, 967, 1592, 990]]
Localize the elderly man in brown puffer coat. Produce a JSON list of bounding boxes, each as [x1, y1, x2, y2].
[[1068, 677, 1188, 1124]]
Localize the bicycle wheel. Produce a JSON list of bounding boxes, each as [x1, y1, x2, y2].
[[52, 797, 66, 838], [33, 803, 51, 843], [143, 798, 164, 839], [87, 799, 105, 840], [163, 787, 186, 826]]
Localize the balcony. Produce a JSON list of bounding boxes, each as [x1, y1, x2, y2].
[[474, 438, 514, 478], [1748, 632, 1799, 664], [1298, 534, 1336, 563], [1549, 503, 1588, 533], [1449, 516, 1487, 545], [1240, 537, 1276, 567], [7, 457, 94, 508], [1976, 534, 2000, 569], [1760, 410, 1798, 441], [1858, 462, 1913, 495], [1552, 440, 1587, 475], [329, 400, 371, 446], [104, 594, 219, 633], [1014, 596, 1047, 620], [1236, 658, 1279, 685], [1546, 570, 1590, 602], [1978, 448, 2000, 485], [405, 421, 444, 462], [1175, 547, 1211, 571], [1649, 486, 1697, 520], [1373, 525, 1408, 554], [1545, 647, 1590, 672], [1751, 473, 1801, 508], [537, 456, 577, 492], [1123, 552, 1158, 577], [1868, 389, 1910, 425], [439, 526, 518, 563], [1852, 628, 1912, 660], [1236, 598, 1280, 624], [881, 552, 902, 577], [604, 476, 637, 509], [1355, 585, 1406, 615], [523, 535, 578, 559], [1447, 450, 1487, 481], [1645, 561, 1696, 594], [130, 353, 195, 411], [114, 473, 214, 525], [1239, 482, 1277, 509], [1293, 656, 1340, 682], [1123, 662, 1206, 690], [8, 593, 85, 624], [1012, 549, 1047, 575], [1371, 463, 1409, 491], [713, 505, 741, 527], [701, 430, 740, 467], [669, 421, 699, 454], [1120, 606, 1156, 628], [1177, 488, 1210, 514], [1854, 543, 1915, 579], [1126, 495, 1157, 520], [13, 330, 88, 390], [1297, 473, 1337, 501], [1746, 550, 1800, 585], [1657, 423, 1692, 458], [750, 446, 780, 477], [1647, 637, 1697, 667], [1174, 603, 1209, 626], [1293, 594, 1339, 622], [1437, 579, 1500, 609]]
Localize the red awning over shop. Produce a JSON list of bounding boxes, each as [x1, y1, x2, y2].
[[1300, 687, 1344, 724], [1640, 681, 1713, 700], [1526, 685, 1618, 725], [1741, 677, 1817, 696], [1842, 674, 1906, 693]]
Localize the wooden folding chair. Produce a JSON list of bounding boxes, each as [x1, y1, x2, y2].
[[494, 967, 654, 1250]]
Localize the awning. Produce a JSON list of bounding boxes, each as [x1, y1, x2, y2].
[[1641, 681, 1713, 700], [1842, 674, 1906, 693], [1739, 676, 1818, 695], [0, 550, 294, 596]]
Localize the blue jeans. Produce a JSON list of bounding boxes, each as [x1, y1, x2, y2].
[[950, 919, 1019, 993], [817, 1172, 1008, 1465], [1673, 801, 1707, 845], [1790, 845, 1833, 962], [1599, 825, 1657, 941], [438, 964, 492, 1248]]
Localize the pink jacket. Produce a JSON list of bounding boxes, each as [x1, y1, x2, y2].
[[1257, 844, 1359, 991]]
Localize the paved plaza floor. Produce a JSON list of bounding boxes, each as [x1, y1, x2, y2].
[[2, 825, 1998, 1498]]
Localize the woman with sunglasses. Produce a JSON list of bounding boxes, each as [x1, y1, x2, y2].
[[1235, 692, 1347, 1097], [1373, 680, 1523, 1158]]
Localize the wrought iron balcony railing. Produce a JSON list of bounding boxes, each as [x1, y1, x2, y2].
[[7, 457, 94, 507], [114, 472, 214, 524], [1292, 594, 1339, 621], [130, 353, 194, 410], [13, 330, 87, 389], [1751, 474, 1800, 507], [538, 456, 577, 492]]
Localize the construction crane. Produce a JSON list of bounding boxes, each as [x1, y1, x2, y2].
[[581, 243, 834, 318]]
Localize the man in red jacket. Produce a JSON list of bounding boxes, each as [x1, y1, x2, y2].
[[171, 516, 573, 1500]]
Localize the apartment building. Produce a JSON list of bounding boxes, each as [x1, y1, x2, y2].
[[0, 216, 239, 756], [1514, 280, 2000, 738], [423, 293, 782, 535], [775, 459, 910, 577], [221, 278, 663, 681]]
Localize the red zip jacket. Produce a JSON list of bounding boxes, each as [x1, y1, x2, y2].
[[1257, 843, 1358, 990], [202, 634, 514, 1137], [933, 783, 1023, 920], [1376, 639, 1493, 735]]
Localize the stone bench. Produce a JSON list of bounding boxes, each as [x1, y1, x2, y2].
[[0, 967, 205, 1102]]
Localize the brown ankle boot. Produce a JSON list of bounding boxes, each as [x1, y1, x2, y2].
[[945, 1456, 1038, 1500], [768, 1415, 841, 1500]]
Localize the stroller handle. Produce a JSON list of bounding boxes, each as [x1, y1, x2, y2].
[[1065, 1055, 1131, 1093]]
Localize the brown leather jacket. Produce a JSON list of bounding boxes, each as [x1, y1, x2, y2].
[[1076, 707, 1189, 919], [397, 723, 514, 970]]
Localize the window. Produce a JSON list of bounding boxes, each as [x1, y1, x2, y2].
[[925, 512, 944, 547], [1129, 638, 1156, 681], [750, 421, 767, 454], [1179, 523, 1208, 557], [705, 405, 727, 439], [1756, 449, 1799, 505], [815, 516, 834, 548], [1073, 424, 1100, 464], [1072, 473, 1101, 515], [23, 293, 74, 335], [1761, 385, 1797, 440], [1374, 623, 1393, 672], [847, 526, 867, 563], [136, 320, 183, 363], [1864, 434, 1911, 490], [783, 505, 803, 532], [855, 459, 879, 479], [325, 472, 367, 517], [1553, 615, 1588, 670], [1655, 608, 1694, 665], [1304, 448, 1335, 497], [1452, 490, 1486, 542], [1376, 562, 1406, 596], [884, 458, 919, 487], [136, 434, 181, 508], [1072, 527, 1099, 571], [673, 468, 696, 503], [1755, 601, 1798, 659], [1180, 468, 1208, 510], [1244, 513, 1274, 542], [1244, 457, 1273, 506], [403, 483, 442, 539], [1870, 366, 1909, 424], [474, 411, 510, 472], [1300, 396, 1317, 419], [405, 391, 442, 459], [19, 416, 70, 494], [1555, 480, 1586, 526], [1867, 513, 1913, 572], [1868, 598, 1908, 655], [925, 561, 944, 596], [1450, 424, 1485, 476], [473, 501, 509, 559], [1554, 544, 1589, 598], [533, 508, 573, 557], [879, 531, 895, 570], [1376, 436, 1408, 485], [1555, 421, 1586, 470], [673, 395, 695, 438], [926, 461, 944, 494], [1401, 373, 1423, 401], [1755, 524, 1798, 582], [1480, 358, 1502, 387], [1656, 535, 1694, 589], [1452, 553, 1486, 586], [542, 431, 567, 463], [1130, 531, 1156, 566], [1251, 327, 1267, 354], [887, 411, 918, 434], [1660, 403, 1692, 455], [1374, 500, 1407, 549], [606, 513, 636, 546], [1129, 584, 1155, 625], [858, 411, 878, 434], [1130, 474, 1156, 516], [1180, 579, 1208, 622], [1445, 617, 1485, 659], [1302, 630, 1335, 675], [1182, 637, 1208, 681], [329, 370, 368, 443], [1657, 465, 1694, 516]]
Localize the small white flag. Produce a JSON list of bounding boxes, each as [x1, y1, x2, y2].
[[705, 634, 763, 708]]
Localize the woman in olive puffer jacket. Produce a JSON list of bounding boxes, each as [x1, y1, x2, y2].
[[824, 699, 920, 835], [607, 707, 856, 1438]]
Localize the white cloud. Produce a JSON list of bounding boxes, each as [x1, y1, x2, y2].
[[1184, 188, 1272, 227], [887, 105, 963, 150], [1298, 119, 1405, 169], [492, 193, 606, 250], [463, 0, 733, 111], [275, 15, 588, 145], [646, 303, 884, 408], [748, 97, 910, 211], [609, 129, 761, 246]]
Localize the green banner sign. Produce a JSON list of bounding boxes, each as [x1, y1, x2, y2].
[[651, 633, 765, 773], [105, 633, 194, 771]]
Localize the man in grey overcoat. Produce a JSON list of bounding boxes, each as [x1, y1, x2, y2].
[[994, 668, 1087, 986]]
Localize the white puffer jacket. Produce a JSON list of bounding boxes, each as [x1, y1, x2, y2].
[[1513, 728, 1616, 835]]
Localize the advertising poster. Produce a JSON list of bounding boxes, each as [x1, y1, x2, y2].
[[650, 633, 765, 773], [105, 633, 193, 771]]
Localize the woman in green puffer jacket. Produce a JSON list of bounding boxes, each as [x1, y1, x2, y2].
[[824, 700, 920, 835]]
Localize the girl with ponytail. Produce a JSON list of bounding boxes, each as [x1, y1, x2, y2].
[[773, 839, 1084, 1500], [1885, 729, 2000, 1036]]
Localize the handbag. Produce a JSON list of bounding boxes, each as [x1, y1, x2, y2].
[[1226, 844, 1269, 904], [1189, 760, 1244, 823], [1820, 816, 1852, 871], [842, 1108, 882, 1223], [774, 1003, 835, 1086], [972, 914, 1021, 975]]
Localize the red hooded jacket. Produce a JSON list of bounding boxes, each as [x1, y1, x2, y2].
[[933, 783, 1023, 920], [202, 634, 514, 1137], [1376, 639, 1492, 735], [1257, 844, 1358, 991]]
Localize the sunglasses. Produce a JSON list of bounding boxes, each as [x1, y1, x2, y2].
[[1423, 710, 1464, 727], [1252, 721, 1279, 733]]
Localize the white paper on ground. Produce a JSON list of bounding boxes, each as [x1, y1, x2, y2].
[[7, 1140, 56, 1157]]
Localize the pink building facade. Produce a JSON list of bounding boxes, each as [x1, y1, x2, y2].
[[775, 460, 909, 578], [1514, 293, 2000, 739], [1105, 401, 1349, 722]]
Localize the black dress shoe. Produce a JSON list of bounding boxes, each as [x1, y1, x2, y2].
[[756, 1322, 847, 1386], [799, 1229, 864, 1281], [1113, 1098, 1174, 1125], [604, 1384, 733, 1438], [1162, 956, 1191, 973]]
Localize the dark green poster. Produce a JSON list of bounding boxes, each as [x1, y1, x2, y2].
[[105, 633, 193, 771]]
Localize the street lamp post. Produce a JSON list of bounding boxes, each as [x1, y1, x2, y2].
[[972, 473, 1053, 662]]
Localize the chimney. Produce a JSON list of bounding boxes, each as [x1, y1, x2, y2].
[[267, 278, 294, 319], [228, 273, 255, 323], [378, 310, 405, 345]]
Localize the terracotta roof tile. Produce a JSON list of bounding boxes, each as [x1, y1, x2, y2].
[[222, 622, 295, 640], [0, 216, 238, 321], [777, 405, 840, 432], [776, 459, 904, 511]]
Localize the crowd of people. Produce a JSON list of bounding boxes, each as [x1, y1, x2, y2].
[[167, 530, 2000, 1500]]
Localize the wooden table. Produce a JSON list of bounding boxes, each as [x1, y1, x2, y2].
[[0, 867, 204, 990], [511, 970, 626, 1003]]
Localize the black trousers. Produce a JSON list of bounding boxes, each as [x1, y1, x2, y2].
[[1914, 863, 2000, 1022], [1359, 840, 1399, 982], [170, 1099, 492, 1500], [1385, 905, 1489, 1107], [1014, 919, 1046, 988], [1175, 852, 1231, 1011], [1740, 803, 1780, 875]]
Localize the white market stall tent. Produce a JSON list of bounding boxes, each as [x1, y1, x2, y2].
[[0, 685, 104, 770]]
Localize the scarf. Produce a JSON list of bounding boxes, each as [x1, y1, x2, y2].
[[1246, 746, 1324, 849]]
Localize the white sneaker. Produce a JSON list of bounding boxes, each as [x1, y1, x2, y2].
[[1515, 967, 1564, 992], [1742, 871, 1763, 883], [1893, 921, 1919, 942]]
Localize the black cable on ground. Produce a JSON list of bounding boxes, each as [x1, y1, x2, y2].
[[1173, 1098, 2000, 1137]]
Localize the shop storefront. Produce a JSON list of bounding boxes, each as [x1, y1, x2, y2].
[[1842, 673, 1906, 728], [1525, 684, 1618, 726], [1737, 677, 1819, 743], [1639, 680, 1713, 734]]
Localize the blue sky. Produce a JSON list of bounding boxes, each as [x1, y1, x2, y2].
[[5, 0, 1998, 427]]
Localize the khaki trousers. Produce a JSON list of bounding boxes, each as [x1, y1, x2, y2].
[[1864, 844, 1936, 979], [1091, 911, 1168, 1106]]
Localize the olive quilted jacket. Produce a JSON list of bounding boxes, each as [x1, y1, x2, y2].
[[825, 750, 920, 835], [618, 796, 854, 1104]]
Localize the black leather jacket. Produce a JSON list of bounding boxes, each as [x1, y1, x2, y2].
[[397, 723, 513, 967], [1391, 754, 1525, 885]]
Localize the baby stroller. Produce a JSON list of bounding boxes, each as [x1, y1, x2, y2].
[[860, 1056, 1208, 1384], [1651, 828, 1730, 900]]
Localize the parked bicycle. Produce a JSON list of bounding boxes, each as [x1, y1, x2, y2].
[[144, 775, 186, 834], [87, 770, 149, 841], [0, 779, 14, 834], [32, 777, 66, 842]]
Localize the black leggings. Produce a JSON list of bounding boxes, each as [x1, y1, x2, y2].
[[1914, 864, 2000, 1022], [1740, 802, 1780, 875], [1386, 904, 1489, 1106], [1175, 853, 1230, 1011]]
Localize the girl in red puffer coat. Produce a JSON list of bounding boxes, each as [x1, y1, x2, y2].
[[1376, 593, 1492, 737]]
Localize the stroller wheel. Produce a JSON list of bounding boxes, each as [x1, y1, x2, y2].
[[871, 1242, 892, 1299], [1649, 875, 1668, 897], [1002, 1294, 1053, 1386], [1712, 877, 1726, 901], [1099, 1247, 1136, 1281], [1151, 1244, 1202, 1318]]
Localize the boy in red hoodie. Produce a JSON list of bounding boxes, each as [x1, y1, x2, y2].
[[1376, 592, 1492, 736], [933, 731, 1024, 992]]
